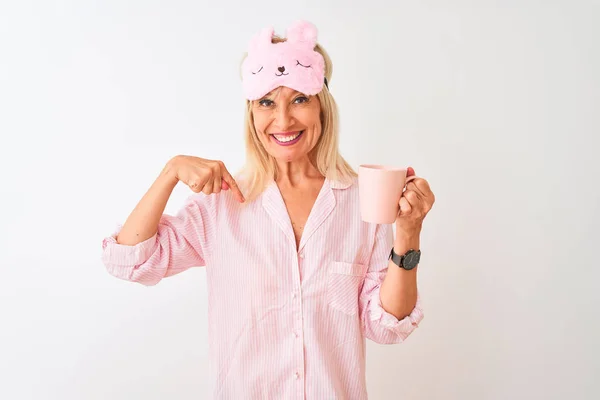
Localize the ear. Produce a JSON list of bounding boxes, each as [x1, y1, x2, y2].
[[286, 20, 318, 48], [248, 26, 274, 53]]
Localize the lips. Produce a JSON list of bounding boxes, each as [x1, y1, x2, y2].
[[270, 131, 304, 146]]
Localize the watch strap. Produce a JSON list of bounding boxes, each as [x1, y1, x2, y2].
[[389, 247, 404, 267]]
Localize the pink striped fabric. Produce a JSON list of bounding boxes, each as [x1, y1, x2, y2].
[[102, 177, 424, 399]]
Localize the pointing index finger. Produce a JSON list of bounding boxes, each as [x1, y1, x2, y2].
[[221, 167, 245, 203]]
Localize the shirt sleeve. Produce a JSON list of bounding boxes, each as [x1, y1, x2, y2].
[[359, 223, 424, 344], [101, 193, 216, 286]]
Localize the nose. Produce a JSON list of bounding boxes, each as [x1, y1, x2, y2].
[[278, 66, 285, 73], [273, 104, 294, 130]]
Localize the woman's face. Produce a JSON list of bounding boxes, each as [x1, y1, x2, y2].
[[252, 86, 322, 163]]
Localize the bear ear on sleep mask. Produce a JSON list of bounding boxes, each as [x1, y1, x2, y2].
[[241, 20, 327, 101]]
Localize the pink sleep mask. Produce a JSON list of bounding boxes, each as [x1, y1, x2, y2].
[[241, 20, 327, 101]]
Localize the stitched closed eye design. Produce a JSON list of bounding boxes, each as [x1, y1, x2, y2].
[[296, 60, 312, 68], [252, 61, 311, 76]]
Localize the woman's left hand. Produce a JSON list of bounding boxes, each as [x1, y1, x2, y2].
[[396, 167, 435, 235]]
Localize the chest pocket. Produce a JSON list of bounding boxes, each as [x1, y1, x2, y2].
[[326, 261, 367, 316]]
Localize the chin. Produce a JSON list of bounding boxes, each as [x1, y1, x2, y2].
[[271, 149, 306, 162]]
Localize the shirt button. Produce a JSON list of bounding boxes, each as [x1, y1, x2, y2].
[[292, 293, 297, 299], [295, 372, 300, 379], [298, 251, 305, 259], [294, 332, 299, 338]]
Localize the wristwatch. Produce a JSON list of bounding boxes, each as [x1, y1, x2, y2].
[[389, 248, 421, 270]]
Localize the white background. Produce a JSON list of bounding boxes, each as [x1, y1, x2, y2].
[[1, 1, 598, 399]]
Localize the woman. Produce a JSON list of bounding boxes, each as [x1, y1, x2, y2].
[[102, 20, 435, 399]]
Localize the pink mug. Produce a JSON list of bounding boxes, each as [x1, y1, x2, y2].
[[358, 165, 417, 224]]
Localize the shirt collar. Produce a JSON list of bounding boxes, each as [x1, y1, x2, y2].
[[327, 176, 356, 190]]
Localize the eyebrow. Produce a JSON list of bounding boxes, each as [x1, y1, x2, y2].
[[261, 90, 306, 99]]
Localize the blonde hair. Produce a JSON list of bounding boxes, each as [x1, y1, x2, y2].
[[237, 35, 356, 202]]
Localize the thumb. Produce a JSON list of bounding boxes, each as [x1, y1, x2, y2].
[[407, 166, 416, 177]]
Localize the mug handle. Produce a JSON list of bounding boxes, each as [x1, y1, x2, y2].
[[405, 175, 417, 187]]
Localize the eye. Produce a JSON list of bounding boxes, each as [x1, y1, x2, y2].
[[296, 60, 312, 68], [252, 66, 263, 75], [258, 99, 274, 107], [294, 96, 309, 104]]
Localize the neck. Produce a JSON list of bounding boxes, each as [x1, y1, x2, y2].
[[275, 156, 323, 187]]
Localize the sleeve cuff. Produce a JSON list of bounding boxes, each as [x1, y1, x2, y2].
[[101, 224, 159, 269], [369, 285, 424, 336]]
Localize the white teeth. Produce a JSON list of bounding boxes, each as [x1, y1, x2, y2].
[[274, 132, 302, 142]]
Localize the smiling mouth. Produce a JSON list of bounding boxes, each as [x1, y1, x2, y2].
[[275, 72, 289, 76], [270, 131, 304, 144]]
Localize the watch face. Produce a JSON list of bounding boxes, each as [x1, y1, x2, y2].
[[404, 250, 420, 270]]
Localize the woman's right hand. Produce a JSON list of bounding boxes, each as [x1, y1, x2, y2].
[[167, 155, 245, 203]]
